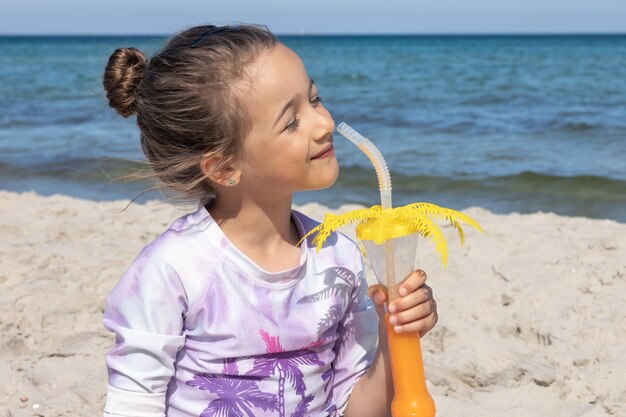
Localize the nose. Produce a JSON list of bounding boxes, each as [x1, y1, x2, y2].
[[312, 107, 335, 142]]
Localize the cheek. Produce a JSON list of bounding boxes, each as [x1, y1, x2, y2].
[[247, 143, 303, 178]]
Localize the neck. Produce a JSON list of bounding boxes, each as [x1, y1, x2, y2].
[[207, 193, 298, 248]]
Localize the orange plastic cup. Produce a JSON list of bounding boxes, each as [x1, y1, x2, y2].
[[359, 229, 436, 417], [385, 315, 436, 417]]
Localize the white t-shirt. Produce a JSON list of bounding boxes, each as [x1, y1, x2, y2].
[[103, 202, 378, 417]]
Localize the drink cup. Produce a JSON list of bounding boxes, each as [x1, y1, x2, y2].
[[357, 221, 436, 417]]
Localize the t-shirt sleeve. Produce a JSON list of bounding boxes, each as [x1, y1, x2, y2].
[[102, 244, 187, 417], [332, 246, 378, 415]]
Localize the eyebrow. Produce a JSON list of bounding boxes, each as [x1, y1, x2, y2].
[[273, 79, 315, 128]]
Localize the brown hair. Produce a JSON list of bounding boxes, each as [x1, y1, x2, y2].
[[102, 24, 277, 203]]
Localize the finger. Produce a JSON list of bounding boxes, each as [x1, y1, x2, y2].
[[388, 297, 436, 326], [389, 284, 432, 314], [392, 310, 438, 335], [398, 269, 427, 297]]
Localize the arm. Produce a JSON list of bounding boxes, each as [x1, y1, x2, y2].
[[343, 269, 438, 417], [103, 247, 187, 417], [343, 310, 393, 417]]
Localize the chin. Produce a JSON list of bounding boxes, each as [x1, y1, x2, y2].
[[300, 160, 339, 191], [309, 168, 339, 191]]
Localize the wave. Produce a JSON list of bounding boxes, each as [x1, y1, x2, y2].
[[338, 165, 625, 190], [2, 158, 623, 194], [556, 121, 599, 132], [0, 114, 97, 129], [1, 159, 624, 221], [332, 166, 626, 220], [0, 157, 149, 182]]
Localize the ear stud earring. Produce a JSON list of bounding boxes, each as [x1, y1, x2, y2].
[[228, 178, 237, 186]]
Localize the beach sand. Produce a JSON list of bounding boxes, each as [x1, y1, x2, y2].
[[1, 190, 624, 417]]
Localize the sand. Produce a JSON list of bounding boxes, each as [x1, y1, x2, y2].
[[1, 190, 624, 417]]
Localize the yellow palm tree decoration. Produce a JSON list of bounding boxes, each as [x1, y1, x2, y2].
[[302, 123, 482, 417], [303, 202, 481, 267]]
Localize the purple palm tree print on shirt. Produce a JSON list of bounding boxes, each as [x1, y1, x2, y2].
[[298, 267, 370, 359], [291, 394, 315, 417], [297, 267, 354, 306], [321, 367, 338, 416], [186, 358, 278, 417], [247, 330, 325, 417], [186, 266, 371, 416]]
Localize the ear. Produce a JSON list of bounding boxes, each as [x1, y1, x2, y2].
[[199, 153, 241, 187]]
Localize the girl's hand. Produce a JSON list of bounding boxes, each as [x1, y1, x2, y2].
[[368, 269, 438, 337]]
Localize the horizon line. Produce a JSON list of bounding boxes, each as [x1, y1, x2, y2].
[[2, 31, 626, 37]]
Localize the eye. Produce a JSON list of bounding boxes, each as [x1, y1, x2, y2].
[[283, 95, 323, 133], [285, 117, 300, 132], [311, 95, 323, 106]]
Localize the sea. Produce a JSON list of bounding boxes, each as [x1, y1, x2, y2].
[[0, 35, 625, 221]]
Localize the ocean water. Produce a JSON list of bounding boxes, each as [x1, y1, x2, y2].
[[0, 35, 625, 221]]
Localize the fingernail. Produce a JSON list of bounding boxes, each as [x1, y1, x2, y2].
[[394, 325, 403, 333], [389, 315, 397, 325], [388, 304, 396, 313], [399, 287, 407, 296]]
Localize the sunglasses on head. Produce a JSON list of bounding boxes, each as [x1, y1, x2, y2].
[[189, 25, 242, 48]]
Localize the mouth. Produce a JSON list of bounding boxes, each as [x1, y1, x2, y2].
[[310, 143, 335, 160]]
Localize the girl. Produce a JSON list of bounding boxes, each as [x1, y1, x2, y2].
[[102, 24, 438, 417]]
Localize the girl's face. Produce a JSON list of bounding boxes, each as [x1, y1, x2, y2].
[[235, 43, 338, 198]]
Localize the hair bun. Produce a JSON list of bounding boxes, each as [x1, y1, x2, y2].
[[103, 47, 148, 118]]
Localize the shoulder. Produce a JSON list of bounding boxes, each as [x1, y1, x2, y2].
[[114, 205, 223, 302], [294, 209, 359, 245], [135, 211, 212, 268], [292, 209, 362, 265], [141, 202, 224, 263]]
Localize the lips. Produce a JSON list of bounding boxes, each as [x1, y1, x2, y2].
[[311, 144, 334, 159]]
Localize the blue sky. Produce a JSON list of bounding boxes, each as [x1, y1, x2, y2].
[[1, 0, 625, 35]]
